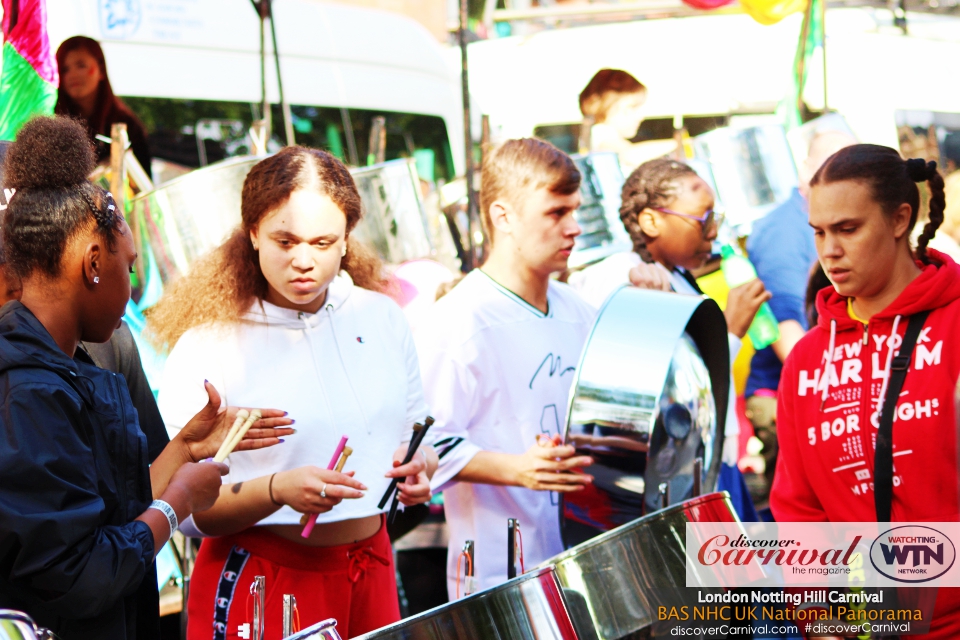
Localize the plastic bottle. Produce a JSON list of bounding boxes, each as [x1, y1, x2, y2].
[[719, 244, 781, 350]]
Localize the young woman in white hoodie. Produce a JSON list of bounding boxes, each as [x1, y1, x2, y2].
[[149, 147, 437, 639]]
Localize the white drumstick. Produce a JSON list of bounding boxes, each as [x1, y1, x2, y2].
[[217, 409, 262, 463], [214, 409, 249, 462]]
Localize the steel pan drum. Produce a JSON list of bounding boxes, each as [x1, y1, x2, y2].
[[541, 493, 739, 640], [285, 618, 342, 640], [129, 155, 265, 285], [569, 153, 631, 269], [350, 159, 441, 265], [0, 610, 46, 640], [131, 156, 447, 291], [352, 567, 580, 640], [561, 288, 730, 545], [692, 124, 797, 231]]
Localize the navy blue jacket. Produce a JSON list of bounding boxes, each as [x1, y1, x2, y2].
[[0, 302, 157, 639]]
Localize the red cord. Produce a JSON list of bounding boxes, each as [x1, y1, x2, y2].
[[455, 549, 473, 599], [294, 603, 301, 633], [516, 523, 525, 574]]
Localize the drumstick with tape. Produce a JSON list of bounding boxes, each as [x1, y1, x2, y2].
[[379, 416, 434, 511], [301, 435, 349, 538], [385, 417, 435, 523]]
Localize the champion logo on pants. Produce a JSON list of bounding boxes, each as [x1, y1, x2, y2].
[[213, 546, 251, 640]]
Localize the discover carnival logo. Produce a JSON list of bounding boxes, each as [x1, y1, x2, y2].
[[869, 525, 956, 583], [685, 522, 960, 588]]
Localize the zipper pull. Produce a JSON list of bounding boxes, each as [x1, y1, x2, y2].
[[862, 322, 869, 345]]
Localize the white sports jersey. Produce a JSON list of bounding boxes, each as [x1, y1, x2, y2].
[[414, 269, 596, 597]]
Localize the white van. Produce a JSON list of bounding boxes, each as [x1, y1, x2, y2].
[[48, 0, 465, 180], [463, 7, 960, 153]]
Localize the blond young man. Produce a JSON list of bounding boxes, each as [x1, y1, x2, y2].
[[414, 139, 596, 596]]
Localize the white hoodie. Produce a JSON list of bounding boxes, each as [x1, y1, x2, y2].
[[157, 273, 430, 526]]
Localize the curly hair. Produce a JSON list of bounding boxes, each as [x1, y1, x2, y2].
[[618, 158, 697, 263], [146, 147, 386, 350], [811, 144, 945, 265], [2, 116, 122, 280]]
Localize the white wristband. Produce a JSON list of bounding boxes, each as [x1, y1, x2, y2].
[[149, 499, 178, 539]]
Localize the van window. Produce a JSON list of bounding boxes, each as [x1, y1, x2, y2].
[[534, 115, 739, 155], [123, 97, 454, 181]]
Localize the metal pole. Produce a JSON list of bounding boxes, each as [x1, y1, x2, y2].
[[251, 576, 266, 640], [268, 0, 295, 147], [282, 595, 296, 638], [820, 0, 828, 111], [459, 0, 477, 271], [258, 1, 272, 141], [507, 519, 518, 580]]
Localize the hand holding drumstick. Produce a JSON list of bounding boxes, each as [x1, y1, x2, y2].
[[176, 381, 296, 463]]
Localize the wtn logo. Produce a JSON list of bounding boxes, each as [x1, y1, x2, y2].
[[879, 542, 944, 566], [870, 526, 956, 584]]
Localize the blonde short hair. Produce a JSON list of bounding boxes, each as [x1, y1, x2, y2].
[[579, 69, 646, 123], [479, 138, 581, 242]]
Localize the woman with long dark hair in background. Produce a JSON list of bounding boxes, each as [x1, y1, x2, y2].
[[55, 36, 152, 170]]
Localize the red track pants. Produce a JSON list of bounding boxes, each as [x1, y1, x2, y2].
[[186, 518, 400, 640]]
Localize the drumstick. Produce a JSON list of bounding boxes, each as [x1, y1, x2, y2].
[[335, 446, 353, 473], [384, 417, 435, 522], [213, 409, 249, 462], [301, 435, 349, 538], [378, 421, 429, 509], [214, 410, 261, 463]]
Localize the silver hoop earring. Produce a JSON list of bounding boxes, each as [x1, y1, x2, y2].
[[93, 276, 100, 284]]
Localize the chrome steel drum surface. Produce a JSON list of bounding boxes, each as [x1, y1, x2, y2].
[[692, 124, 797, 230], [352, 567, 580, 640], [569, 153, 631, 269], [561, 288, 730, 544], [131, 156, 448, 290], [351, 159, 437, 265], [540, 493, 741, 640], [130, 155, 265, 284], [0, 610, 42, 640], [285, 618, 342, 640]]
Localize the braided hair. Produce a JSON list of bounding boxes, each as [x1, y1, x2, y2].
[[619, 158, 697, 262], [810, 144, 945, 265], [2, 116, 123, 280]]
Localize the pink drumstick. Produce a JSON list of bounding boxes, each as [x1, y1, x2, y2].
[[301, 435, 349, 538]]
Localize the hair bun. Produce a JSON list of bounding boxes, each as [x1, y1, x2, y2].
[[905, 157, 937, 183], [5, 116, 96, 190]]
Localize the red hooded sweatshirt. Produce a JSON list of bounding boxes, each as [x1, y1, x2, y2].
[[771, 249, 960, 639]]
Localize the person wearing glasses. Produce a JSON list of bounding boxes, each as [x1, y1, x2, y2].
[[570, 159, 769, 513]]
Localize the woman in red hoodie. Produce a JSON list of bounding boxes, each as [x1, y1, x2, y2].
[[771, 144, 959, 638]]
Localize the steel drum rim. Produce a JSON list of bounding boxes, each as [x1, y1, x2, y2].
[[541, 491, 732, 568], [283, 618, 339, 640], [128, 154, 272, 203], [353, 566, 561, 637], [0, 610, 36, 624]]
